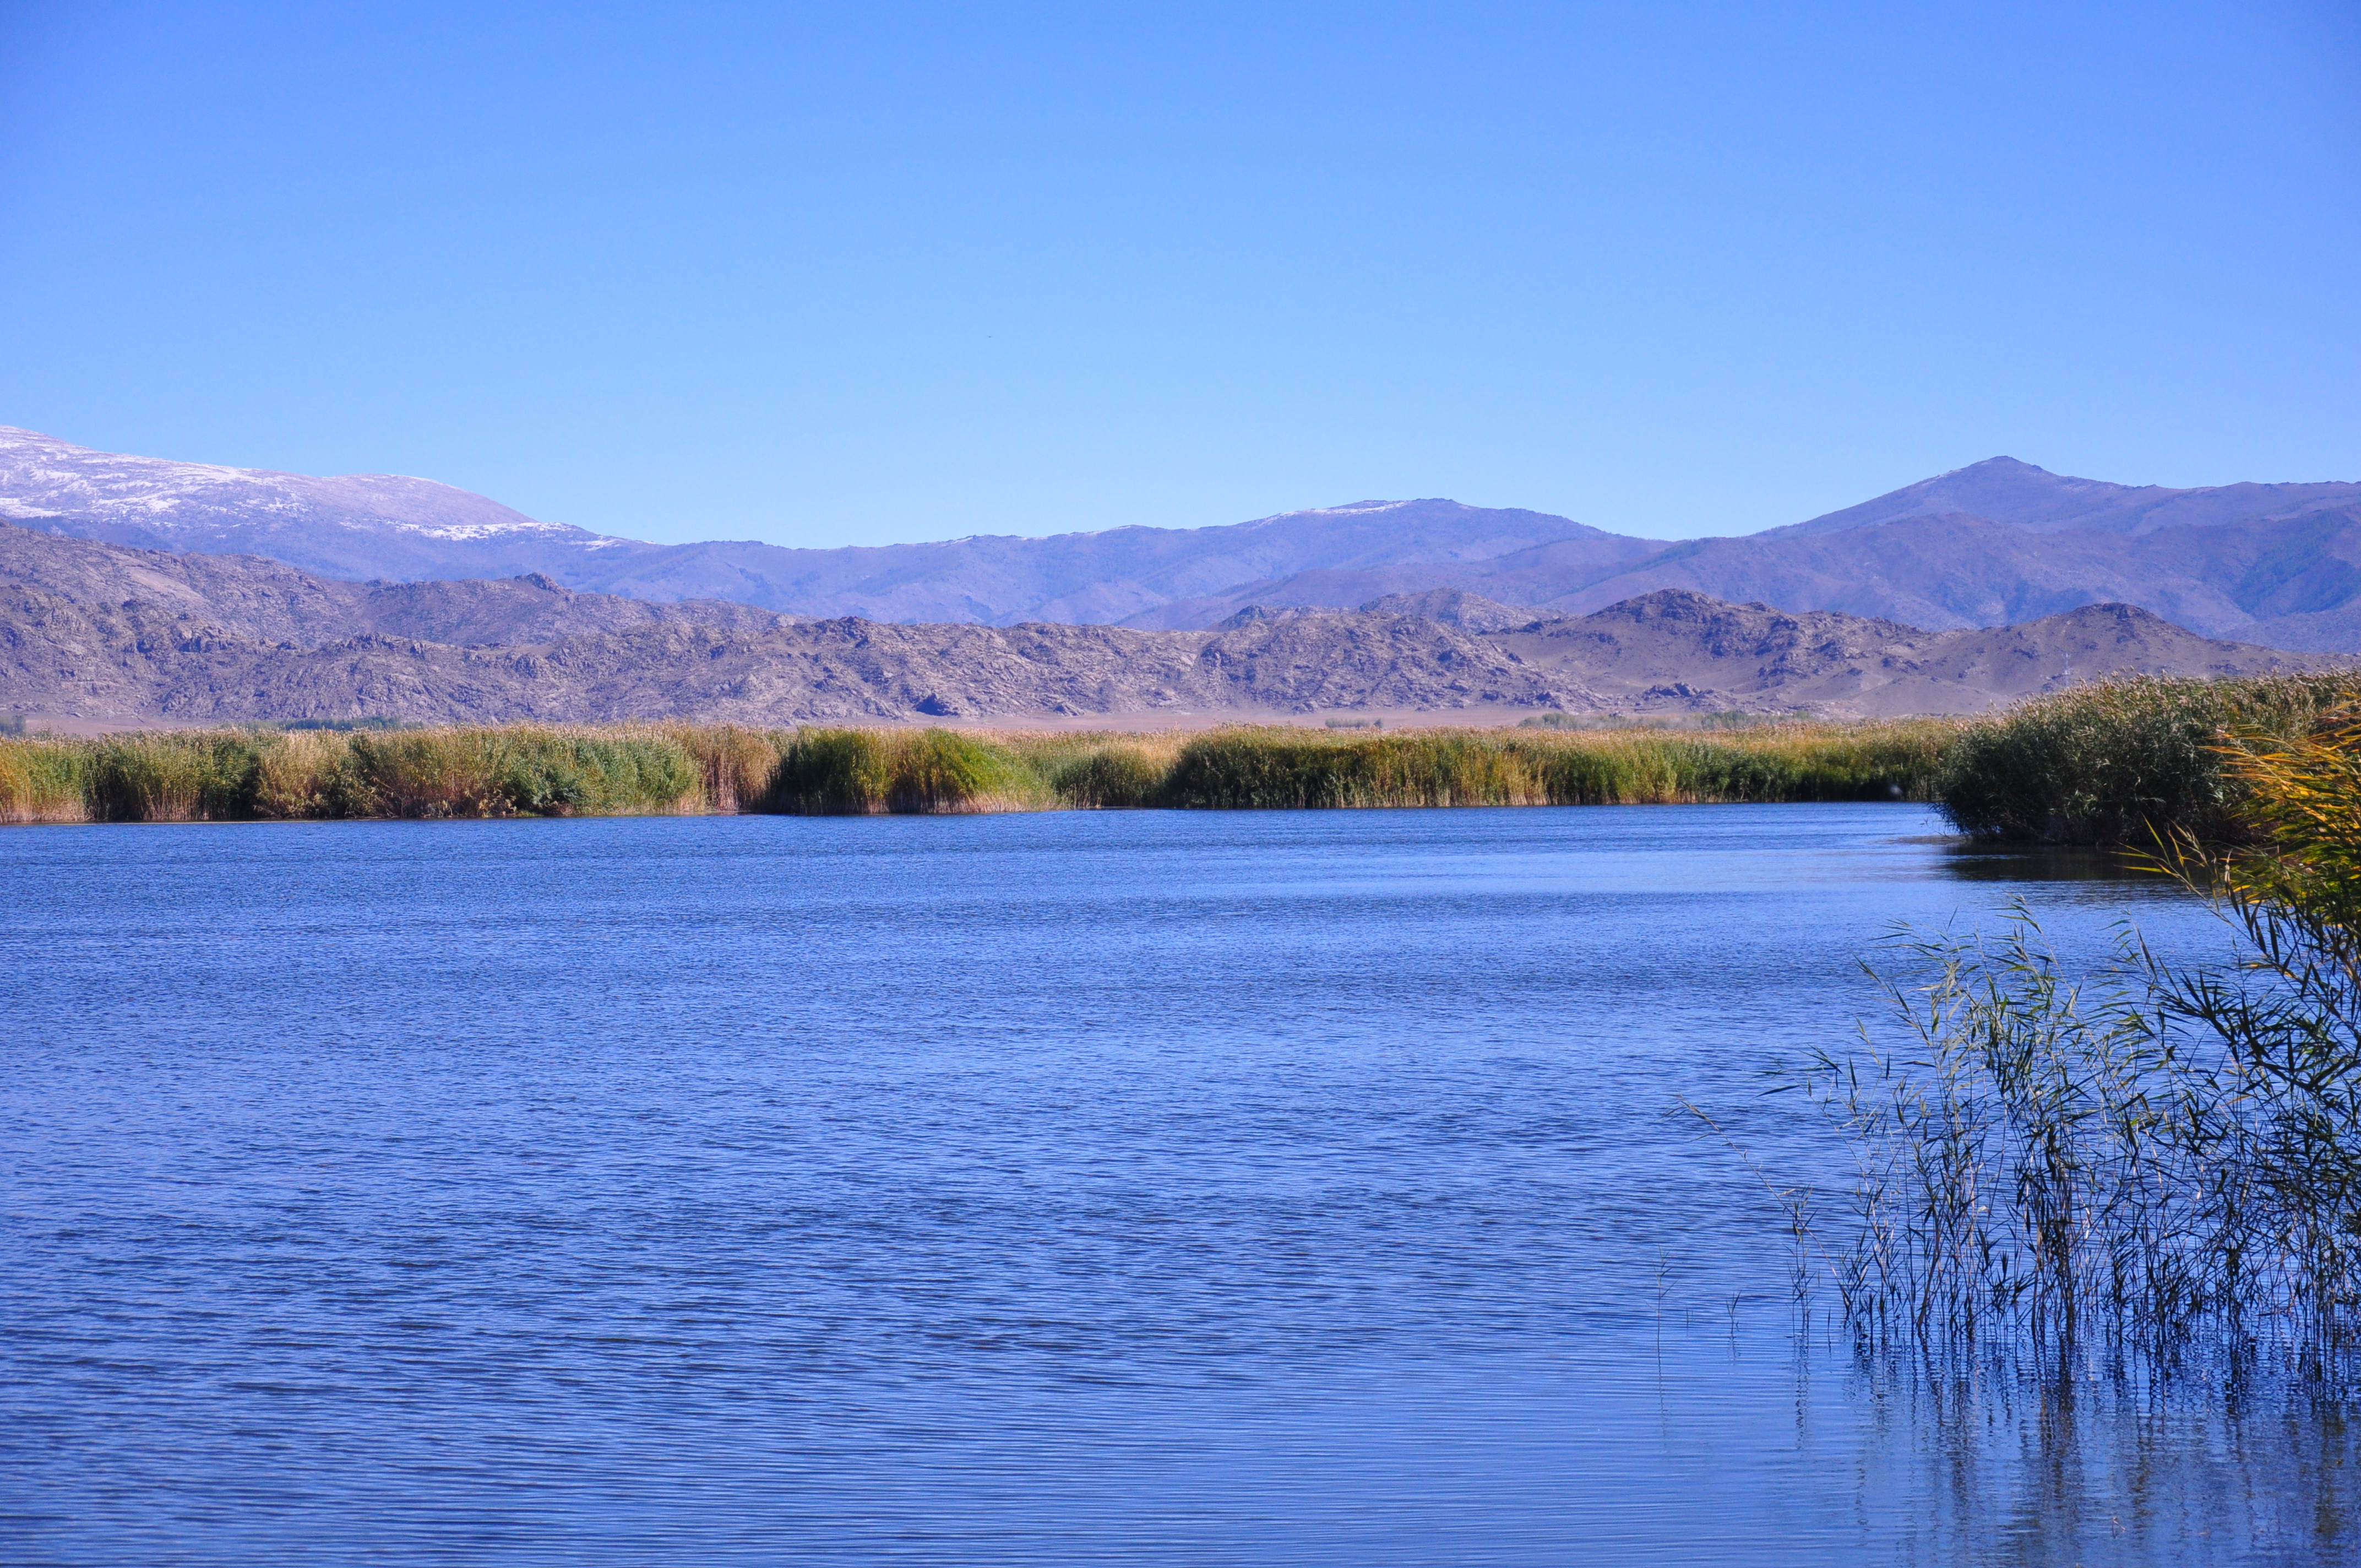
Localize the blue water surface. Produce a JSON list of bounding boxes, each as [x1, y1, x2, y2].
[[2, 804, 2347, 1564]]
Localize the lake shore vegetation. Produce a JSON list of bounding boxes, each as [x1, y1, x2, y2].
[[1936, 672, 2358, 846], [14, 672, 2359, 833], [0, 717, 1957, 824], [1760, 703, 2361, 1374]]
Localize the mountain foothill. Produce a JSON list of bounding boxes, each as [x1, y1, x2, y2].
[[0, 426, 2345, 727]]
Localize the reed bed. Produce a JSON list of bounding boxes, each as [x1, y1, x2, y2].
[[1938, 672, 2359, 845], [0, 725, 716, 823], [0, 717, 1957, 823], [731, 720, 1956, 813], [1737, 706, 2361, 1376], [1153, 723, 1954, 809], [770, 727, 1055, 814], [0, 737, 91, 825]]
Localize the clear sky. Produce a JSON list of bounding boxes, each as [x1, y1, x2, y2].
[[3, 2, 2357, 547]]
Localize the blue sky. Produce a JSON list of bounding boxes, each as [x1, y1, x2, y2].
[[2, 2, 2357, 547]]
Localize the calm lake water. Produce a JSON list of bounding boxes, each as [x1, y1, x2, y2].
[[4, 804, 2353, 1565]]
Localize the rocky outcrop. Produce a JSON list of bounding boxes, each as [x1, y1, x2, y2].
[[0, 527, 2326, 727]]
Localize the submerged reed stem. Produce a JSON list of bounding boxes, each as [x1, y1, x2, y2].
[[1744, 706, 2361, 1376]]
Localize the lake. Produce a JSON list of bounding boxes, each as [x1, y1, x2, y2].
[[4, 804, 2352, 1564]]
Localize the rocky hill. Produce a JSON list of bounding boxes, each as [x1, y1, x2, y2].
[[0, 524, 2322, 728], [0, 520, 777, 647], [12, 428, 2357, 650], [1488, 590, 2310, 717]]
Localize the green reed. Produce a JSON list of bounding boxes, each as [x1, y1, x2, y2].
[[1939, 672, 2359, 846], [1156, 723, 1954, 809], [1, 725, 725, 821], [0, 716, 1957, 823], [0, 737, 94, 824], [1731, 710, 2361, 1374], [769, 727, 1051, 813]]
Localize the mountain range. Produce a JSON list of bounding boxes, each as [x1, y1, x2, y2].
[[4, 424, 2357, 649], [2, 520, 2317, 728]]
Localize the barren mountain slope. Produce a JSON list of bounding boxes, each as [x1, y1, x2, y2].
[[1494, 590, 2314, 718], [346, 575, 784, 646], [1538, 515, 2245, 629], [2, 595, 1578, 728], [0, 518, 370, 643], [1116, 462, 2361, 645], [1771, 456, 2361, 539], [1354, 590, 1539, 631], [558, 498, 1650, 625], [1540, 509, 2361, 648], [0, 521, 775, 647], [0, 522, 1579, 722], [0, 528, 2323, 728], [1119, 503, 2361, 649]]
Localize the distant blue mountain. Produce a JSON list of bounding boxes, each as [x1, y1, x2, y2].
[[5, 428, 2356, 649]]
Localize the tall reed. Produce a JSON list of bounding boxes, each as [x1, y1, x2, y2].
[[1162, 730, 1551, 809], [1158, 723, 1954, 809], [0, 716, 1957, 824], [88, 733, 270, 821], [1766, 710, 2361, 1371], [1048, 744, 1168, 809], [0, 737, 91, 825], [338, 728, 703, 818], [661, 725, 785, 814], [252, 729, 353, 819], [2, 725, 720, 822], [769, 727, 1051, 813], [1939, 673, 2358, 845]]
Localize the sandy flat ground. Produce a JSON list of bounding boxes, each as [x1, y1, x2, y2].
[[918, 703, 1584, 734], [9, 703, 1674, 738], [10, 712, 173, 738]]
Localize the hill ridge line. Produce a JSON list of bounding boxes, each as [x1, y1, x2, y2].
[[0, 520, 2326, 729], [7, 426, 2360, 649]]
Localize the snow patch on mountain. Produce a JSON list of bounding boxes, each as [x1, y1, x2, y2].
[[0, 426, 599, 542]]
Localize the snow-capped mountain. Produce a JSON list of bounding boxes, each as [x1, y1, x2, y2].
[[0, 425, 643, 583], [0, 425, 1645, 620]]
